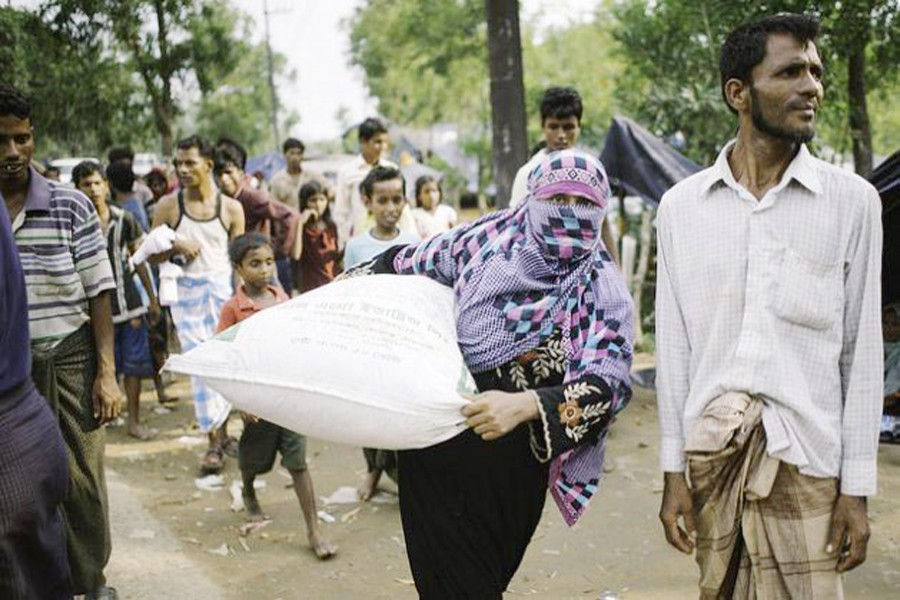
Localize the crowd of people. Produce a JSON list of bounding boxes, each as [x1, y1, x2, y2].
[[0, 12, 892, 600]]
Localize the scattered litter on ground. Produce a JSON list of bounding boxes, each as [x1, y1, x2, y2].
[[194, 474, 225, 491], [180, 537, 202, 545], [317, 510, 336, 523], [128, 529, 156, 539], [321, 486, 360, 505], [152, 406, 173, 415], [238, 537, 251, 552], [176, 436, 207, 447], [340, 506, 361, 523], [542, 549, 561, 556], [207, 543, 231, 556], [239, 519, 272, 537], [370, 491, 398, 504], [394, 578, 415, 585], [229, 481, 244, 512]]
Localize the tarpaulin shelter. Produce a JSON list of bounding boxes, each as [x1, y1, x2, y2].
[[245, 153, 285, 181], [868, 150, 900, 306], [599, 116, 702, 206]]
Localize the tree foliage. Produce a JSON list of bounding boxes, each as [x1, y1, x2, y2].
[[0, 7, 154, 157], [612, 0, 900, 169]]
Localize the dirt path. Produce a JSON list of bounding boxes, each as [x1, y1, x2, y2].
[[103, 376, 900, 598]]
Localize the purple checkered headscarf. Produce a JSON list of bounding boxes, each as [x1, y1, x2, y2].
[[392, 149, 634, 525]]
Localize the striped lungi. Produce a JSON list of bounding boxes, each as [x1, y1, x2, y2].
[[169, 274, 233, 432], [686, 392, 842, 599]]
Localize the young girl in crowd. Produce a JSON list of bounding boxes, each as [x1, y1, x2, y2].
[[216, 233, 337, 559], [411, 175, 457, 239], [295, 181, 341, 293]]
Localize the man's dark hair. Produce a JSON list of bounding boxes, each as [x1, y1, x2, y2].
[[107, 146, 134, 165], [358, 117, 388, 142], [282, 137, 305, 153], [213, 145, 245, 175], [720, 13, 820, 114], [539, 87, 583, 124], [0, 83, 32, 121], [215, 137, 247, 170], [145, 169, 167, 188], [176, 135, 215, 160], [72, 160, 104, 187], [228, 232, 273, 265], [44, 166, 60, 176], [360, 165, 404, 198], [106, 161, 135, 194]]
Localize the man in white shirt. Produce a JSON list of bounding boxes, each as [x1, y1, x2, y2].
[[333, 118, 416, 247], [510, 87, 617, 262], [655, 14, 882, 598]]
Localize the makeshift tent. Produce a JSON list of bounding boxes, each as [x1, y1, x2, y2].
[[245, 153, 285, 181], [868, 150, 900, 306], [599, 116, 702, 205]]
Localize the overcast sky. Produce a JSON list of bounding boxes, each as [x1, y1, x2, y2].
[[239, 0, 600, 141]]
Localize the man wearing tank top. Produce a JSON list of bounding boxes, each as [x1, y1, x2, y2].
[[150, 135, 245, 473]]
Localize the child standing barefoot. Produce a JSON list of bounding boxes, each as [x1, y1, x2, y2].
[[217, 233, 337, 559]]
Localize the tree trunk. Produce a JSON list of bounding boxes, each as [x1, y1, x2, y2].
[[485, 0, 527, 209], [631, 208, 653, 345], [847, 24, 873, 175]]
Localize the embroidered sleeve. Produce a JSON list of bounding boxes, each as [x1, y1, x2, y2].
[[531, 374, 616, 462]]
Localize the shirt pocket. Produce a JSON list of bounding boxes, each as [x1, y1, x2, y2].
[[27, 245, 82, 297], [770, 249, 842, 331]]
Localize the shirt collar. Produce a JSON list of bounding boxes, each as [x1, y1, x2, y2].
[[24, 166, 53, 212], [700, 139, 823, 198], [234, 284, 283, 312]]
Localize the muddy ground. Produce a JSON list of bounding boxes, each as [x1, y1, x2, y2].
[[103, 368, 900, 599]]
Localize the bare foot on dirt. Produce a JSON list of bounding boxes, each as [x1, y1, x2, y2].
[[359, 471, 381, 502], [127, 424, 159, 441], [243, 491, 269, 523], [308, 531, 337, 560]]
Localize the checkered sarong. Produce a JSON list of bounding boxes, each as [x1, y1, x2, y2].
[[687, 393, 842, 599], [169, 274, 232, 432]]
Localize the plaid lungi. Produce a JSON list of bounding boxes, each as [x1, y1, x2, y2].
[[0, 378, 71, 599], [169, 274, 233, 432], [687, 392, 842, 599], [32, 325, 111, 594]]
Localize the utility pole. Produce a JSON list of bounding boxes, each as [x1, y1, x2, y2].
[[485, 0, 527, 209], [262, 0, 281, 150]]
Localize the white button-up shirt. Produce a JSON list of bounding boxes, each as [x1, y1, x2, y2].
[[656, 141, 883, 496]]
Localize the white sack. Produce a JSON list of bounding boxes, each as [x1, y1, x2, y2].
[[164, 274, 474, 449]]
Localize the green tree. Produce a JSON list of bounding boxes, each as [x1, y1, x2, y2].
[[612, 0, 900, 172], [42, 0, 245, 156], [1, 6, 154, 156]]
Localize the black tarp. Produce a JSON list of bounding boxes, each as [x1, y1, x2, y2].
[[599, 116, 702, 206], [868, 150, 900, 306]]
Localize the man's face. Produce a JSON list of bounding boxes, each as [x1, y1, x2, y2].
[[214, 164, 243, 197], [364, 178, 405, 230], [360, 132, 389, 164], [174, 147, 212, 189], [76, 172, 110, 209], [0, 115, 35, 185], [746, 33, 824, 144], [284, 148, 304, 170], [541, 115, 581, 151]]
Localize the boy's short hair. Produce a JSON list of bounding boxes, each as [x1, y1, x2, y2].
[[282, 137, 305, 153], [107, 146, 134, 165], [176, 135, 215, 160], [358, 117, 388, 142], [0, 83, 32, 121], [720, 13, 820, 114], [215, 137, 247, 170], [145, 168, 167, 187], [360, 165, 405, 199], [228, 232, 273, 265], [106, 161, 135, 194], [539, 87, 583, 124], [72, 160, 104, 187], [213, 145, 245, 175]]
